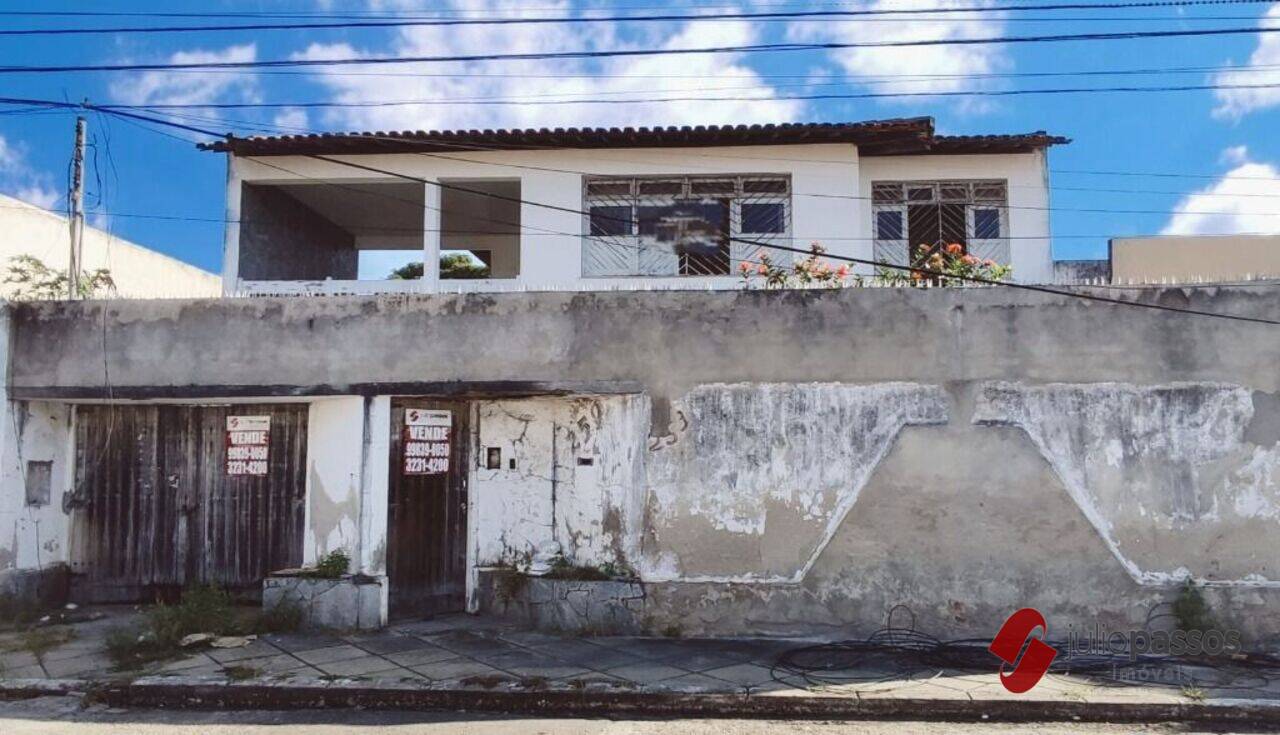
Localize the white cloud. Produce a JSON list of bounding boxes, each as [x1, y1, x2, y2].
[[1221, 145, 1250, 165], [272, 108, 310, 132], [294, 0, 803, 132], [1212, 3, 1280, 119], [110, 43, 259, 108], [0, 134, 59, 209], [1162, 148, 1280, 235], [14, 185, 59, 210], [786, 0, 1011, 108]]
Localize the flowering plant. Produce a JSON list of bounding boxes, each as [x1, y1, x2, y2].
[[738, 243, 854, 289], [907, 243, 1013, 285]]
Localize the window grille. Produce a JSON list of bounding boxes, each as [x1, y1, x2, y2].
[[583, 175, 792, 277], [870, 180, 1009, 268]]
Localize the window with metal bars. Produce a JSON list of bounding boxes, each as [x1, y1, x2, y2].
[[871, 180, 1009, 268], [583, 175, 791, 277]]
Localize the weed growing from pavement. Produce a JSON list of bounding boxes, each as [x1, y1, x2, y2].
[[1, 626, 76, 665], [105, 586, 303, 671]]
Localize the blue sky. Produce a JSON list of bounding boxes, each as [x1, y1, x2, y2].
[[2, 0, 1279, 273]]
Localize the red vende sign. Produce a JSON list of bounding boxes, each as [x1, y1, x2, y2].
[[403, 409, 451, 476], [226, 415, 270, 476]]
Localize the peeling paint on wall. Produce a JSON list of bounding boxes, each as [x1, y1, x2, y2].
[[472, 395, 649, 569], [974, 381, 1280, 586], [642, 382, 948, 583], [0, 401, 72, 573]]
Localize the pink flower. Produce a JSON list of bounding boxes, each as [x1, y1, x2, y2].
[[962, 254, 978, 265], [836, 265, 850, 278], [756, 264, 769, 275], [983, 259, 997, 267], [945, 243, 964, 255]]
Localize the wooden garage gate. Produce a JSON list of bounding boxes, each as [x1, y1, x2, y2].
[[68, 404, 308, 603]]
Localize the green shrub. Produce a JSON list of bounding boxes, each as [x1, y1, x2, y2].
[[307, 549, 351, 579], [0, 594, 44, 629], [1173, 580, 1218, 632], [107, 586, 246, 670], [253, 600, 304, 634]]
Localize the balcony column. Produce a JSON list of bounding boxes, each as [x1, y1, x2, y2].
[[422, 180, 442, 293]]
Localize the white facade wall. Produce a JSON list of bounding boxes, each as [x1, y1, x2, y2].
[[0, 401, 73, 574], [227, 144, 1054, 294], [858, 151, 1054, 284], [0, 194, 220, 299]]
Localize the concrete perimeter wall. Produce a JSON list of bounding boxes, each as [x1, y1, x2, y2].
[[6, 286, 1280, 641]]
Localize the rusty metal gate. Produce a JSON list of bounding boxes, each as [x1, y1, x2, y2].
[[387, 399, 470, 619], [68, 404, 307, 602]]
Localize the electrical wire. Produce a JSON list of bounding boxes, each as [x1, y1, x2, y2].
[[16, 97, 1280, 223], [81, 80, 1280, 110], [5, 24, 1280, 74], [0, 0, 1271, 28]]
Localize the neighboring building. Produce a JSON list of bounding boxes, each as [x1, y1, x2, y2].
[[202, 117, 1066, 295], [1108, 234, 1280, 284], [1052, 258, 1112, 284], [0, 193, 219, 299]]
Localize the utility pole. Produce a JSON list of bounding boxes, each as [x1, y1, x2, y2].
[[67, 116, 86, 300]]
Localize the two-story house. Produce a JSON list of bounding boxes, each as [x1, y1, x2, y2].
[[205, 117, 1066, 295]]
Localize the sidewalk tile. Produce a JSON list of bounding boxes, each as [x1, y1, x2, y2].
[[246, 654, 314, 676], [603, 661, 694, 685], [425, 631, 516, 657], [699, 662, 777, 687], [496, 631, 568, 648], [614, 639, 701, 662], [648, 673, 738, 693], [315, 656, 406, 678], [669, 651, 743, 673], [546, 646, 647, 672], [41, 653, 113, 679], [349, 636, 437, 656], [293, 644, 368, 665], [261, 633, 346, 654], [411, 658, 504, 681], [158, 654, 217, 673], [207, 641, 280, 664], [383, 647, 459, 667]]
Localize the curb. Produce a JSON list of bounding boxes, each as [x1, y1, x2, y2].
[[2, 677, 1279, 724]]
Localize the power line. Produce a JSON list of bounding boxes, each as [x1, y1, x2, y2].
[[0, 0, 1270, 31], [94, 59, 1279, 82], [32, 98, 1280, 219], [93, 80, 1280, 110], [4, 24, 1280, 74], [0, 12, 1272, 35]]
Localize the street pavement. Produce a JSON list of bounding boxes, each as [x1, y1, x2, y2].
[[1, 697, 1279, 735]]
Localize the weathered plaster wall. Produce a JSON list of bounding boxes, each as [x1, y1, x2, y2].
[[9, 287, 1280, 637], [303, 397, 364, 568], [642, 383, 947, 582], [471, 395, 648, 568], [974, 382, 1280, 585], [239, 183, 358, 281], [0, 401, 72, 575], [13, 288, 1280, 402]]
